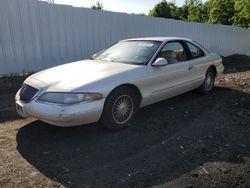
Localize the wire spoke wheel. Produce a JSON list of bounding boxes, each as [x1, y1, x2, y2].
[[101, 87, 138, 129], [199, 68, 216, 94], [112, 95, 134, 124], [204, 72, 214, 91]]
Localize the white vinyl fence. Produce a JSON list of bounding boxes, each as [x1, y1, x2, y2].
[[0, 0, 250, 75]]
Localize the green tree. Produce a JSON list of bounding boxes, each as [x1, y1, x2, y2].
[[137, 13, 146, 16], [181, 0, 209, 23], [91, 2, 103, 10], [176, 4, 189, 21], [208, 0, 235, 25], [149, 0, 179, 19], [186, 0, 203, 22], [168, 2, 180, 19], [149, 0, 249, 29], [200, 1, 210, 23], [173, 0, 209, 22], [232, 0, 250, 28]]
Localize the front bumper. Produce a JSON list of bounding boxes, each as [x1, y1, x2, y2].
[[15, 90, 105, 127]]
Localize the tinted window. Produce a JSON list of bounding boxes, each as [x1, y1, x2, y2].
[[94, 41, 161, 65], [158, 42, 187, 64], [186, 42, 204, 58]]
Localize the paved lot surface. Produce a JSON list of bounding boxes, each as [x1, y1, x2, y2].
[[0, 55, 249, 188]]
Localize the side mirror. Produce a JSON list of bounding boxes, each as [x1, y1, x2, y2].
[[152, 58, 169, 67]]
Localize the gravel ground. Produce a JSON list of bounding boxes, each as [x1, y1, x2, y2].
[[0, 55, 249, 188]]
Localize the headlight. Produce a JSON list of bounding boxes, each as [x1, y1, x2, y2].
[[37, 92, 103, 104]]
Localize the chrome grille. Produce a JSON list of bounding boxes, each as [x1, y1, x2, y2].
[[19, 84, 38, 102]]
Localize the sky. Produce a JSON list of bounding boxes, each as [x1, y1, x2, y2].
[[51, 0, 188, 14]]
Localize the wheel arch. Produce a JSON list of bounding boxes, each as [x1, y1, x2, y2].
[[208, 65, 217, 76], [106, 83, 142, 107]]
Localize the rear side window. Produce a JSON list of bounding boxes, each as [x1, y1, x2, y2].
[[186, 42, 204, 59]]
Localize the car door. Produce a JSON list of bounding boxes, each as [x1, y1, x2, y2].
[[184, 41, 208, 88], [144, 41, 193, 106]]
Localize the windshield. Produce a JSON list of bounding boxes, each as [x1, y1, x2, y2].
[[93, 40, 162, 65]]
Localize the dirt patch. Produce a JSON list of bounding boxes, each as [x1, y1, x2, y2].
[[0, 55, 249, 188]]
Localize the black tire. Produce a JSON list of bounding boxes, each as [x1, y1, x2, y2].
[[199, 68, 216, 94], [101, 87, 139, 130]]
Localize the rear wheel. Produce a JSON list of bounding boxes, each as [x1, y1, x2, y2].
[[101, 87, 138, 130], [199, 68, 216, 94]]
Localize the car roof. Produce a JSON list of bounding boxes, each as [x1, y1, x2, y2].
[[122, 37, 210, 54], [123, 37, 193, 42]]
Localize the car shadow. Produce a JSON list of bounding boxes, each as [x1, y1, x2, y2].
[[16, 87, 250, 187]]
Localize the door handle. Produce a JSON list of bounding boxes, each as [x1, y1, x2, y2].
[[188, 65, 194, 70]]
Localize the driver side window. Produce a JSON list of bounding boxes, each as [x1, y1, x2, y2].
[[158, 42, 187, 64]]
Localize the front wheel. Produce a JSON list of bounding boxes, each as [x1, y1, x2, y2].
[[199, 68, 216, 94], [101, 87, 138, 130]]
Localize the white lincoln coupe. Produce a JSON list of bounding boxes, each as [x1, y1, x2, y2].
[[16, 37, 224, 129]]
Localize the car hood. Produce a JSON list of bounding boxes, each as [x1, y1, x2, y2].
[[25, 60, 145, 92]]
